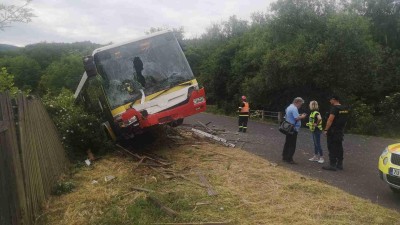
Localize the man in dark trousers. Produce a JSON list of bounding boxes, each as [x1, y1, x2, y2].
[[282, 97, 307, 164], [238, 96, 250, 133], [322, 95, 349, 171]]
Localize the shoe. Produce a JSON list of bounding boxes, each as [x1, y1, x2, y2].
[[286, 160, 297, 164], [337, 161, 343, 170], [322, 165, 337, 171], [309, 155, 319, 162], [318, 157, 325, 164]]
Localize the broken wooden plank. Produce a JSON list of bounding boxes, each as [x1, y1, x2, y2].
[[147, 196, 179, 217], [196, 120, 216, 134], [115, 144, 142, 160], [131, 187, 154, 193], [179, 174, 207, 188], [197, 172, 218, 196], [191, 128, 235, 148]]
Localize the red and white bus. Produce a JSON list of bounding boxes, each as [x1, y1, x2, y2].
[[74, 31, 206, 141]]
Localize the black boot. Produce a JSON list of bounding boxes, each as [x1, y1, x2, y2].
[[322, 162, 337, 171], [337, 160, 343, 170], [238, 128, 242, 132]]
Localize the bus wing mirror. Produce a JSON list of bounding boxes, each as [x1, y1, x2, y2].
[[83, 55, 98, 78]]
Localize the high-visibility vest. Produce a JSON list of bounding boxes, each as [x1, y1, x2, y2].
[[240, 102, 249, 113], [308, 111, 323, 131]]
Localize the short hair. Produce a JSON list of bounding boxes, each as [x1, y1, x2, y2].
[[309, 100, 319, 111], [293, 97, 304, 104]]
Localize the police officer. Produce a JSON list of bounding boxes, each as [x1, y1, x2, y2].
[[238, 96, 250, 133], [322, 95, 349, 171]]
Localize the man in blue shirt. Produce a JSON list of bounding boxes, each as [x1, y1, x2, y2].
[[282, 97, 307, 164]]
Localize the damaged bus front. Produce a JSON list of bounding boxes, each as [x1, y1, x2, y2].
[[74, 31, 206, 141]]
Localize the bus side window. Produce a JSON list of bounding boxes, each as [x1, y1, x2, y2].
[[86, 77, 105, 114]]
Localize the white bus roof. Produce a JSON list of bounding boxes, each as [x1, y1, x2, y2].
[[92, 30, 173, 55]]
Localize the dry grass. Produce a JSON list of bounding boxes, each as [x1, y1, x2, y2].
[[38, 129, 400, 225]]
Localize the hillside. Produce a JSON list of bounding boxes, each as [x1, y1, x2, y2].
[[0, 44, 20, 52]]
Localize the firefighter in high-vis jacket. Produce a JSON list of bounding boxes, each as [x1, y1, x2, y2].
[[238, 96, 250, 133]]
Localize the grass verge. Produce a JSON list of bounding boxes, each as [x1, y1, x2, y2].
[[37, 128, 400, 225]]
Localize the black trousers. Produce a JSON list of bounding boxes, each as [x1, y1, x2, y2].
[[238, 116, 249, 132], [327, 131, 344, 165], [282, 131, 298, 161]]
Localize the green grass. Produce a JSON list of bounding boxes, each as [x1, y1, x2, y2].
[[38, 130, 400, 225]]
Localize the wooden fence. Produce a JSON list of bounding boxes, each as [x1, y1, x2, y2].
[[0, 92, 68, 225]]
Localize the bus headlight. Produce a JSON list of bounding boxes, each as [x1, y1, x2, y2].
[[124, 116, 138, 127], [193, 97, 205, 105], [117, 115, 138, 127]]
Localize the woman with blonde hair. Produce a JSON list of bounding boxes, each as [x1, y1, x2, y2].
[[307, 100, 324, 163]]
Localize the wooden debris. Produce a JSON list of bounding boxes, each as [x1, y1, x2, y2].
[[116, 144, 173, 168], [180, 175, 207, 188], [147, 196, 179, 217], [194, 202, 211, 206], [191, 128, 235, 148], [196, 121, 216, 134], [116, 144, 142, 160], [131, 186, 154, 193], [197, 172, 218, 196]]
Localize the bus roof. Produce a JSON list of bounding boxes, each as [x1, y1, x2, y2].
[[92, 30, 173, 55]]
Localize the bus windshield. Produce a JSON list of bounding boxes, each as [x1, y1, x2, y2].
[[93, 32, 195, 109]]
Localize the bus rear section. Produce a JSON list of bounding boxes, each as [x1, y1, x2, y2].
[[76, 30, 206, 141]]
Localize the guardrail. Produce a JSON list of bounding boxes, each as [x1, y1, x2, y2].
[[249, 110, 283, 123]]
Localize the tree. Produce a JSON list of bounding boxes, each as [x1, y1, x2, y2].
[[0, 0, 35, 31], [0, 67, 18, 95], [39, 55, 84, 95], [0, 55, 41, 91]]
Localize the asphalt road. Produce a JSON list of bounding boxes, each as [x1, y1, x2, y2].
[[184, 113, 400, 211]]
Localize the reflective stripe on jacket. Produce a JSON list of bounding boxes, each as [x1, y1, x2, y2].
[[239, 102, 250, 116]]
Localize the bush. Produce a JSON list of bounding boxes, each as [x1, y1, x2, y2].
[[377, 92, 400, 137], [347, 100, 381, 135], [52, 181, 75, 196], [42, 88, 111, 160]]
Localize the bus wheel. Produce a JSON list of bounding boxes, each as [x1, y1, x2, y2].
[[169, 118, 184, 127]]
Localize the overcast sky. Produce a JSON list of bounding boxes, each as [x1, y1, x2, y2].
[[2, 0, 276, 47]]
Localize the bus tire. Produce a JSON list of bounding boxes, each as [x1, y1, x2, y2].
[[169, 118, 184, 127]]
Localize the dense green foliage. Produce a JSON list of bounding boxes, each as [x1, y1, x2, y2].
[[1, 0, 399, 138], [0, 67, 19, 95], [0, 41, 100, 94], [42, 89, 111, 160], [184, 0, 400, 137], [0, 41, 103, 159]]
